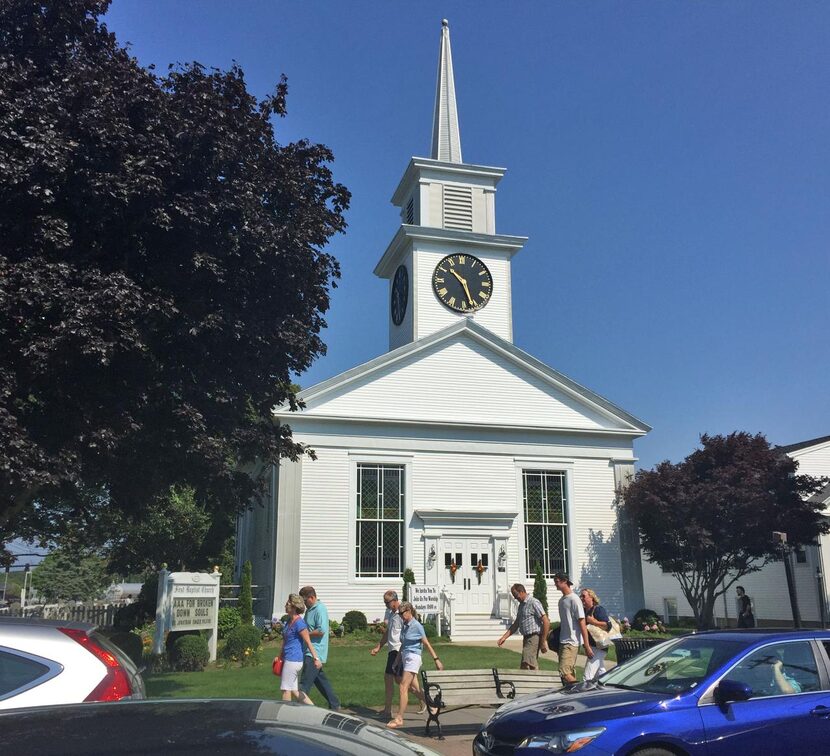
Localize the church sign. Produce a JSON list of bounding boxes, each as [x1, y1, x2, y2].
[[153, 568, 221, 661], [411, 585, 440, 615]]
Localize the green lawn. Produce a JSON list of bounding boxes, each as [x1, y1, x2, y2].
[[146, 638, 562, 708]]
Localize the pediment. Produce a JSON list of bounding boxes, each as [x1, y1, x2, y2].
[[277, 320, 649, 435]]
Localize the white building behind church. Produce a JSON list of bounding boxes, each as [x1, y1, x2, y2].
[[237, 21, 650, 638]]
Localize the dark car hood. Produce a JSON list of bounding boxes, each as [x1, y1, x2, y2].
[[486, 683, 667, 737]]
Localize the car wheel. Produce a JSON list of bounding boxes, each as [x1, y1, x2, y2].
[[631, 749, 678, 756]]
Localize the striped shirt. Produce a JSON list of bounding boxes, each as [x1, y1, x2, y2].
[[517, 596, 545, 636]]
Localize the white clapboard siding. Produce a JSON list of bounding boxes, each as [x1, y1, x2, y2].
[[302, 335, 617, 431], [789, 440, 830, 479], [290, 442, 629, 623], [642, 554, 823, 625]]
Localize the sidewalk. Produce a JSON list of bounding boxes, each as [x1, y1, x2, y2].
[[350, 639, 615, 756]]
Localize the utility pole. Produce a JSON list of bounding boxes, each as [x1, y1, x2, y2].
[[774, 531, 802, 628]]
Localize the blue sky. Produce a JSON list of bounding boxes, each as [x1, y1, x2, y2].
[[104, 1, 829, 470]]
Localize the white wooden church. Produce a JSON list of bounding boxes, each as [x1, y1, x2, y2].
[[237, 21, 650, 638]]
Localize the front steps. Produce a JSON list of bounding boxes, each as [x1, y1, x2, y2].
[[449, 613, 511, 641]]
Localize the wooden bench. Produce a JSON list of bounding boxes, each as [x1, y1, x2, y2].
[[492, 668, 562, 698], [420, 667, 562, 738]]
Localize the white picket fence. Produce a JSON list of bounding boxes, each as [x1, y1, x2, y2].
[[0, 600, 135, 627]]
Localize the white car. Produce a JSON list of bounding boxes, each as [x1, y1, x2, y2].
[[0, 618, 145, 709]]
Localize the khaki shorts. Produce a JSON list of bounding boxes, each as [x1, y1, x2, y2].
[[558, 643, 578, 680], [521, 634, 540, 668]]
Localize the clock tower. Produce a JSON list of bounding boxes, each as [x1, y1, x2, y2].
[[374, 20, 527, 351]]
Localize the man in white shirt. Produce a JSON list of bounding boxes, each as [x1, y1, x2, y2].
[[370, 590, 424, 719], [554, 572, 592, 685]]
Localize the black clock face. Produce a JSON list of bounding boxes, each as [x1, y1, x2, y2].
[[432, 254, 493, 313], [391, 264, 408, 325]]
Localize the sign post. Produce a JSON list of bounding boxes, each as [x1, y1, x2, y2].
[[153, 567, 221, 661]]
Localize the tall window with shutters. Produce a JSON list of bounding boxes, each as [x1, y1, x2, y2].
[[355, 464, 405, 578], [523, 470, 569, 578]]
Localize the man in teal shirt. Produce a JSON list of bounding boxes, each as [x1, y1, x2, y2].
[[298, 585, 340, 709]]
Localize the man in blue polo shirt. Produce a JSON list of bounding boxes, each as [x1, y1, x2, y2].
[[298, 585, 340, 710]]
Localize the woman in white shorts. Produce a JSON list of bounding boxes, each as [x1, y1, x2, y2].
[[387, 602, 443, 728], [277, 594, 321, 700]]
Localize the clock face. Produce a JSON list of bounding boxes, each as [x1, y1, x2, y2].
[[432, 254, 493, 313], [390, 264, 408, 325]]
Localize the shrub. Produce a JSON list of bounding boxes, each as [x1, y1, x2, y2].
[[342, 610, 367, 633], [173, 634, 209, 671], [239, 561, 253, 626], [113, 574, 159, 630], [423, 621, 437, 638], [632, 609, 662, 631], [109, 632, 144, 667], [217, 606, 242, 639], [401, 568, 415, 601], [223, 623, 261, 666], [329, 619, 341, 637], [166, 630, 200, 666], [532, 562, 548, 615], [113, 603, 141, 631]]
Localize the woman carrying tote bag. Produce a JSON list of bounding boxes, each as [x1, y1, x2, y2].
[[580, 588, 612, 681]]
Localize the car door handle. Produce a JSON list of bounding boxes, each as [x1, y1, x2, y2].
[[810, 706, 830, 718]]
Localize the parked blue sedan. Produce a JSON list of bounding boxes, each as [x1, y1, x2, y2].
[[474, 630, 830, 755]]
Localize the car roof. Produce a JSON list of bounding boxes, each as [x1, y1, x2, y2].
[[0, 618, 95, 631], [0, 699, 441, 756], [681, 629, 830, 643]]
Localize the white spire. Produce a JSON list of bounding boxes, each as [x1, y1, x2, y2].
[[430, 19, 462, 163]]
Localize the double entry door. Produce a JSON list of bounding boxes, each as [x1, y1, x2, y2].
[[440, 537, 493, 614]]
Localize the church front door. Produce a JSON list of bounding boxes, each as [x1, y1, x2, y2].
[[441, 537, 494, 615]]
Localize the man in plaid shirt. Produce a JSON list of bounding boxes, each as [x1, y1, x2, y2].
[[497, 583, 550, 669]]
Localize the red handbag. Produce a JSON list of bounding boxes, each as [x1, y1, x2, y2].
[[272, 656, 284, 676]]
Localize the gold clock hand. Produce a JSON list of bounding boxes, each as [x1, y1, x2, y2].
[[461, 280, 475, 306]]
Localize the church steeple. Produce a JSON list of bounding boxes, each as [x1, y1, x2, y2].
[[430, 19, 462, 163], [376, 20, 527, 351]]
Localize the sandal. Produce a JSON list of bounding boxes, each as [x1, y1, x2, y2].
[[386, 719, 404, 729], [417, 703, 427, 715]]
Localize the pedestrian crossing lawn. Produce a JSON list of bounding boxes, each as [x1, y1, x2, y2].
[[145, 640, 564, 709]]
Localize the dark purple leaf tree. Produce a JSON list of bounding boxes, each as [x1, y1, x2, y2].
[[623, 432, 827, 629], [0, 1, 349, 552]]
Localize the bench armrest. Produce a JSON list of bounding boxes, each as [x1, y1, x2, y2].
[[495, 679, 516, 699]]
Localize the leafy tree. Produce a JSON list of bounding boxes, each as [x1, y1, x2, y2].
[[31, 547, 109, 602], [533, 562, 548, 615], [623, 432, 827, 629], [239, 560, 253, 625], [0, 1, 349, 548], [104, 486, 215, 574]]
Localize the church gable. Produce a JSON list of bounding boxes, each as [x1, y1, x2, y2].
[[289, 323, 646, 433]]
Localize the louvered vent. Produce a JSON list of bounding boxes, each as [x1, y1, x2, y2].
[[443, 185, 473, 231], [405, 196, 415, 224]]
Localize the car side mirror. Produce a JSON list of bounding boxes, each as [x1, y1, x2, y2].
[[715, 679, 752, 706]]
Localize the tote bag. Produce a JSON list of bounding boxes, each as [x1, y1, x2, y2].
[[587, 614, 622, 649]]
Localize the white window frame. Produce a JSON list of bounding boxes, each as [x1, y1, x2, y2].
[[515, 461, 575, 580], [348, 453, 413, 585]]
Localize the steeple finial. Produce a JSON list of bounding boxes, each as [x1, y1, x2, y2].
[[430, 19, 462, 163]]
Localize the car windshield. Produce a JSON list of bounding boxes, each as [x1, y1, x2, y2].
[[600, 637, 747, 695]]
